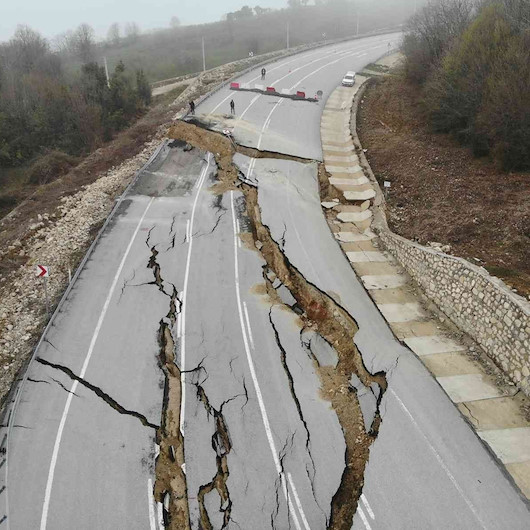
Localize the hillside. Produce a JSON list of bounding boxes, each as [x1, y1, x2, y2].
[[81, 1, 413, 82]]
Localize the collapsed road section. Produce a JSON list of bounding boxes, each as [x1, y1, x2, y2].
[[162, 119, 389, 529]]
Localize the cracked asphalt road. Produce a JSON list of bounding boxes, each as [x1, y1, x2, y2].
[[1, 33, 529, 530]]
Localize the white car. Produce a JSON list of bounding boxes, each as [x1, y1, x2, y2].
[[342, 71, 356, 87]]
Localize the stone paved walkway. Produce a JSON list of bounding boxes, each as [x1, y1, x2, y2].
[[320, 59, 530, 499]]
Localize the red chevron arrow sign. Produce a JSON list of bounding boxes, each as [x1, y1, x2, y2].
[[36, 265, 49, 278]]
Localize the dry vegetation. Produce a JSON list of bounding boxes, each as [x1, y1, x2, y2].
[[358, 75, 530, 297]]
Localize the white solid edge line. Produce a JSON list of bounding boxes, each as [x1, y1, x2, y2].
[[288, 472, 312, 530], [230, 191, 303, 530], [147, 479, 157, 530], [390, 389, 488, 529], [176, 313, 182, 339], [157, 501, 164, 529], [180, 155, 212, 436], [358, 506, 372, 530], [361, 494, 375, 520], [40, 197, 154, 530], [242, 302, 255, 350]]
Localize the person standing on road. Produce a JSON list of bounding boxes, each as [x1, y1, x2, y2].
[[230, 99, 235, 115], [261, 67, 266, 80], [189, 100, 196, 115]]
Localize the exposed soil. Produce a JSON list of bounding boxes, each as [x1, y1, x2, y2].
[[357, 76, 530, 298]]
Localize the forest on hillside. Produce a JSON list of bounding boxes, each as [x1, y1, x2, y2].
[[403, 0, 530, 169], [0, 24, 151, 193], [95, 0, 411, 82], [0, 0, 409, 217]]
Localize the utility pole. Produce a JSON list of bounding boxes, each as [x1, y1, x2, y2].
[[202, 37, 206, 72], [103, 56, 110, 88], [356, 7, 360, 35], [287, 22, 290, 50]]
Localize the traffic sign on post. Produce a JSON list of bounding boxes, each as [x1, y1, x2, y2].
[[36, 265, 49, 278], [36, 265, 50, 315]]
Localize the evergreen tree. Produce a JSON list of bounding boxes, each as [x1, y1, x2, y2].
[[136, 70, 152, 106]]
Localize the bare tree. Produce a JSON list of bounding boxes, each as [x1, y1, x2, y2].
[[72, 23, 96, 63], [10, 25, 50, 73], [107, 23, 121, 46], [403, 0, 474, 83], [50, 31, 74, 54], [125, 22, 141, 42], [170, 16, 181, 28]]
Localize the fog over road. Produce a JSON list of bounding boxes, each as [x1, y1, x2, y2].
[[1, 33, 529, 530]]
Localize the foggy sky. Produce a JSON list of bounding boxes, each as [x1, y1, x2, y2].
[[0, 0, 289, 42]]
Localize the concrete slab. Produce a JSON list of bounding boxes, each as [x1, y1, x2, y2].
[[337, 210, 372, 223], [329, 176, 369, 189], [505, 461, 530, 498], [404, 336, 466, 356], [323, 139, 352, 147], [324, 155, 359, 164], [422, 352, 483, 377], [377, 302, 426, 323], [371, 288, 417, 305], [334, 221, 365, 232], [326, 165, 363, 174], [324, 154, 359, 163], [437, 374, 504, 403], [458, 398, 530, 430], [479, 428, 530, 464], [351, 262, 401, 276], [335, 231, 375, 243], [348, 218, 372, 231], [361, 274, 407, 290], [340, 240, 379, 252], [321, 123, 349, 131], [331, 170, 366, 180], [390, 320, 442, 340], [322, 134, 352, 144], [344, 189, 376, 201], [322, 145, 355, 153], [346, 251, 387, 263]]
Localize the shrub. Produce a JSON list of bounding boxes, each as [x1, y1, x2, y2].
[[477, 32, 530, 170], [423, 5, 513, 143], [27, 150, 79, 185], [403, 0, 474, 85]]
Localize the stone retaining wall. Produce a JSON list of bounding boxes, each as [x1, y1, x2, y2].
[[351, 80, 530, 395], [379, 230, 530, 393]]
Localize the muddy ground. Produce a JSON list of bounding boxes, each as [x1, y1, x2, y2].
[[357, 76, 530, 298]]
